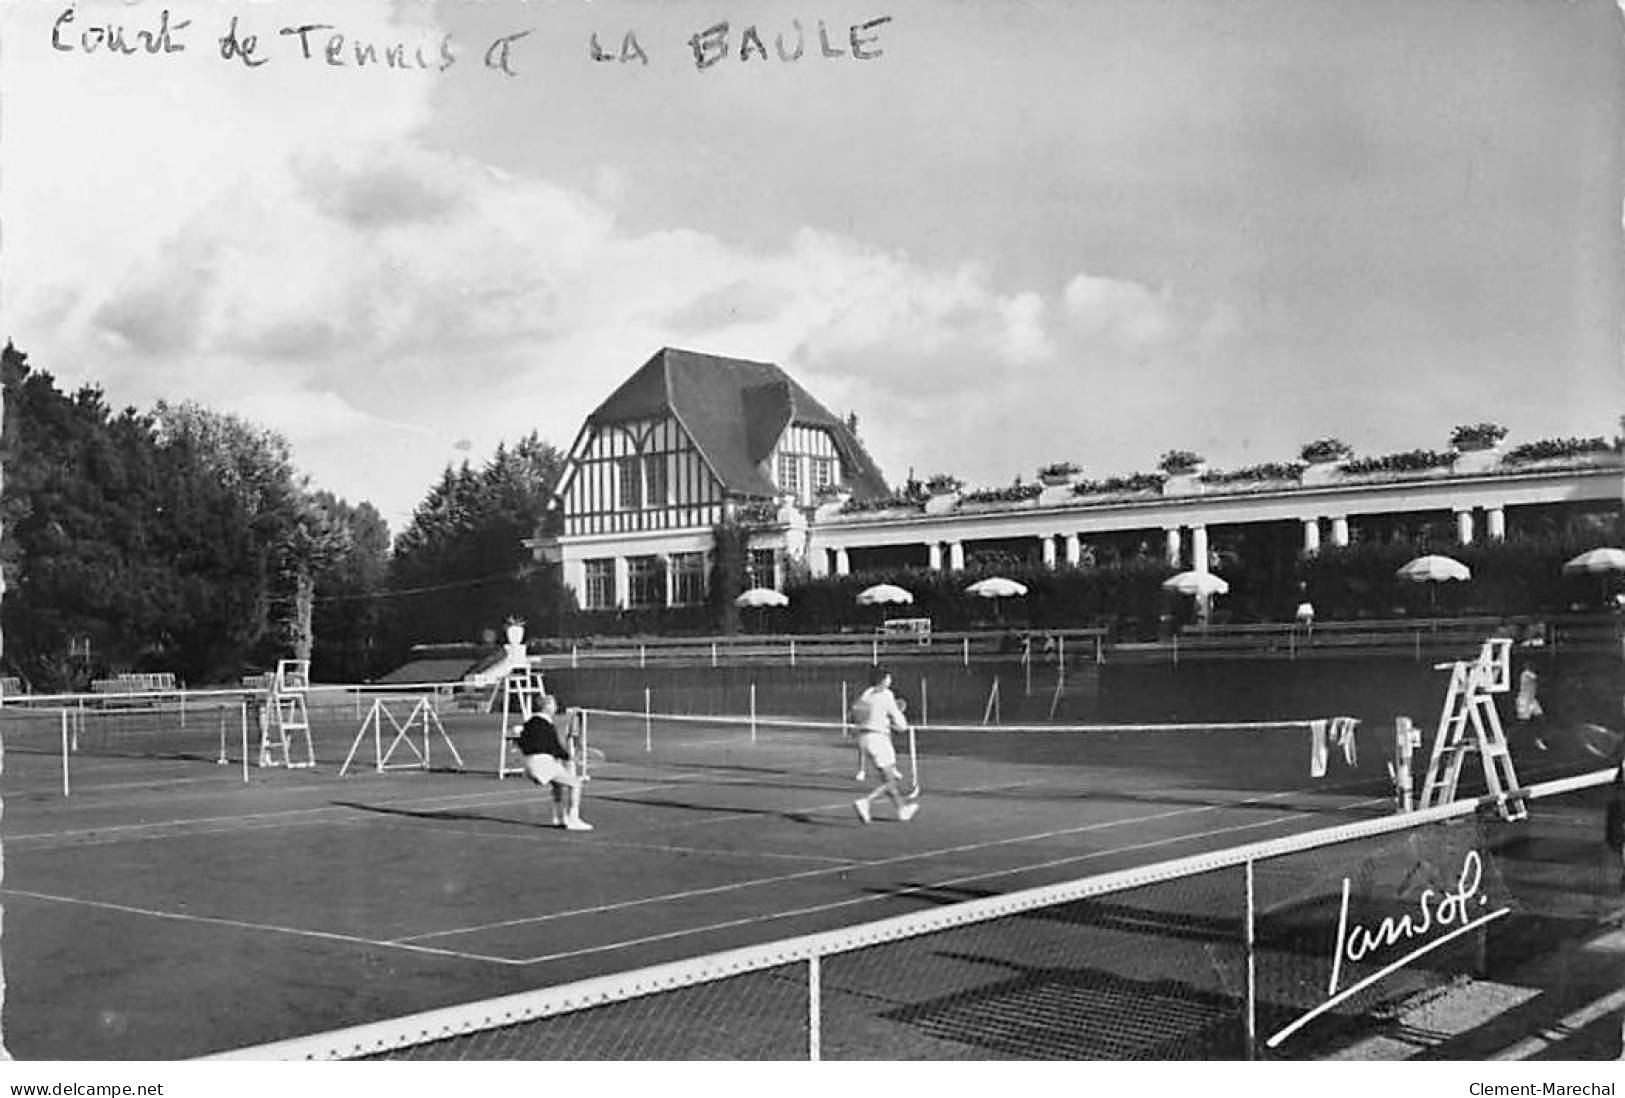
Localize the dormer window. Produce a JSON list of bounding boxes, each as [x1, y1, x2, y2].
[[778, 452, 802, 496], [812, 457, 835, 493]]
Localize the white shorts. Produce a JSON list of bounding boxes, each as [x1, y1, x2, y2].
[[523, 754, 581, 787], [857, 731, 898, 771]]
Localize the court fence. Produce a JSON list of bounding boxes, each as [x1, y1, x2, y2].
[[202, 769, 1620, 1061]]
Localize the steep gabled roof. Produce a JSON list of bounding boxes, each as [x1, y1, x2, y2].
[[585, 348, 889, 499]]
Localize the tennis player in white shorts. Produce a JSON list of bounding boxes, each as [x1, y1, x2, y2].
[[851, 667, 917, 824]]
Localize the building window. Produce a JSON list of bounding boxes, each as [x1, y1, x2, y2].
[[644, 455, 668, 508], [812, 457, 835, 493], [671, 552, 706, 605], [627, 556, 664, 608], [618, 458, 642, 511], [777, 453, 801, 497], [747, 548, 779, 589], [584, 559, 616, 610]]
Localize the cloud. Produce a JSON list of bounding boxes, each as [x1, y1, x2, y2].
[[1, 0, 1241, 526]]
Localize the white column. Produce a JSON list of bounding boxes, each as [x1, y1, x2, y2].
[[1330, 516, 1350, 548], [612, 557, 630, 608], [1191, 525, 1210, 574], [1164, 527, 1183, 568], [834, 547, 851, 576], [928, 542, 943, 571], [1064, 533, 1081, 567], [663, 559, 675, 607], [1302, 518, 1321, 555], [562, 558, 586, 604], [1041, 535, 1057, 569], [1486, 506, 1506, 540], [1456, 509, 1475, 545], [948, 541, 965, 571]]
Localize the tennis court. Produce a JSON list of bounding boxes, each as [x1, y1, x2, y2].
[[0, 673, 1618, 1060]]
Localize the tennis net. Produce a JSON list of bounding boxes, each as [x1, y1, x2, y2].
[[571, 707, 1395, 810]]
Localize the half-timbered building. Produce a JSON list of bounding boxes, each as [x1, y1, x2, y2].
[[534, 348, 1622, 615], [541, 347, 889, 611]]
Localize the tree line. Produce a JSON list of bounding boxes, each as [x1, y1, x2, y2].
[[0, 343, 567, 691]]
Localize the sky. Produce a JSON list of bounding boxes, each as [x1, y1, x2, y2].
[[2, 0, 1621, 533]]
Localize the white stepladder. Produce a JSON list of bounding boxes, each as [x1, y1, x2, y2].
[[1418, 637, 1526, 820], [339, 692, 465, 777], [258, 659, 316, 769], [496, 666, 548, 779]]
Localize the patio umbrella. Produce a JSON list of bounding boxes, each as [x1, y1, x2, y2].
[[1161, 570, 1230, 597], [1397, 554, 1470, 613], [1562, 548, 1625, 607], [966, 576, 1028, 624], [1162, 570, 1228, 628], [734, 587, 789, 609], [856, 583, 914, 607], [735, 586, 788, 634], [1396, 554, 1471, 584], [965, 576, 1029, 599], [856, 582, 914, 633]]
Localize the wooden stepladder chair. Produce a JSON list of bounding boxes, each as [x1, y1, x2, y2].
[[497, 667, 548, 779], [1418, 637, 1526, 820], [259, 659, 316, 769]]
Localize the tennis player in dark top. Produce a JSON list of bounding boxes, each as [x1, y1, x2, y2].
[[516, 694, 592, 831]]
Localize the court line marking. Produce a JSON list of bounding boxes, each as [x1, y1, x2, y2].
[[0, 886, 522, 966], [396, 785, 1350, 945], [457, 806, 1341, 965], [3, 778, 692, 848]]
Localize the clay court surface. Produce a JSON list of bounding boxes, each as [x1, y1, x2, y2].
[[0, 695, 1455, 1061]]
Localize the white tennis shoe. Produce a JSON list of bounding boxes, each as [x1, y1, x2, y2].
[[897, 803, 919, 822]]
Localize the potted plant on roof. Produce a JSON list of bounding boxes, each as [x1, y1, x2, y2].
[[1038, 460, 1083, 487], [1158, 449, 1206, 496], [1450, 421, 1508, 474], [1450, 422, 1507, 452], [1299, 438, 1352, 465], [924, 472, 963, 515], [1298, 437, 1351, 486]]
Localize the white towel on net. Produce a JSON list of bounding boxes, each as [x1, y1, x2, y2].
[[1331, 716, 1359, 767]]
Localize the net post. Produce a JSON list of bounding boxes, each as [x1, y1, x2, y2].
[[919, 677, 928, 728], [60, 709, 69, 798], [644, 687, 652, 752], [639, 644, 646, 669], [807, 953, 822, 1062], [571, 645, 578, 669], [749, 683, 757, 743], [711, 642, 717, 668], [180, 686, 187, 729], [1244, 858, 1257, 1060], [907, 724, 919, 796], [840, 681, 850, 738], [871, 638, 877, 666], [240, 700, 249, 784], [789, 638, 796, 668], [217, 707, 228, 765]]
